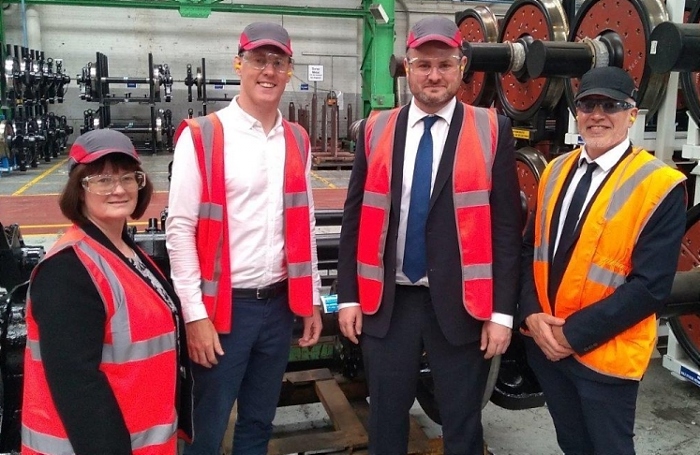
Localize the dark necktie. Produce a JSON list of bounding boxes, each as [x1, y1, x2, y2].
[[555, 161, 598, 261], [403, 115, 439, 283]]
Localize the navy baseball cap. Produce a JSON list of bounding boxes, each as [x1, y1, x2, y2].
[[406, 16, 462, 49], [68, 129, 140, 171], [575, 66, 638, 102], [238, 22, 293, 56]]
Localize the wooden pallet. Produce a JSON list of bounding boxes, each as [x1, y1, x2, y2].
[[220, 368, 460, 455], [268, 368, 368, 454]]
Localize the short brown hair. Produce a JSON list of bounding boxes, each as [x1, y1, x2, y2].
[[59, 154, 153, 224]]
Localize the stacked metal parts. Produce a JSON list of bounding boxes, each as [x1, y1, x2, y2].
[[76, 52, 175, 154], [0, 44, 72, 173]]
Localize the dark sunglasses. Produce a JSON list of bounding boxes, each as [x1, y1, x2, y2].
[[575, 99, 635, 114]]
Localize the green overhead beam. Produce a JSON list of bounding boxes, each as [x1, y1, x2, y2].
[[1, 0, 365, 19], [362, 0, 395, 115]]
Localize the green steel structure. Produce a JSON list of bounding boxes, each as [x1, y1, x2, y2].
[[0, 0, 397, 115]]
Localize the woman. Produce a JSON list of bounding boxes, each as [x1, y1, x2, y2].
[[21, 129, 193, 455]]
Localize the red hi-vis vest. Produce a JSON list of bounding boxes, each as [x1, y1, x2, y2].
[[22, 226, 179, 455], [174, 113, 314, 333], [357, 104, 498, 319]]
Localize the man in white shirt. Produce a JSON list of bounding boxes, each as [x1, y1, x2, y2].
[[337, 16, 522, 454], [166, 22, 322, 455]]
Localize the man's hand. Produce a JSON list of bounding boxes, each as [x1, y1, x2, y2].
[[338, 306, 363, 344], [186, 318, 224, 368], [552, 325, 572, 350], [525, 313, 574, 361], [299, 306, 323, 347], [481, 321, 512, 359]]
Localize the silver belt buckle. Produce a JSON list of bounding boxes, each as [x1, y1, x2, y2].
[[256, 287, 263, 299]]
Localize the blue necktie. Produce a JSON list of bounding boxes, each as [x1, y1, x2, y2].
[[403, 115, 438, 283], [555, 161, 598, 261]]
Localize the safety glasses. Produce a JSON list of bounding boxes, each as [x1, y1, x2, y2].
[[575, 99, 635, 114], [82, 171, 146, 195]]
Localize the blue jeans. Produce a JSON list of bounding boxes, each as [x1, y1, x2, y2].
[[182, 295, 294, 455]]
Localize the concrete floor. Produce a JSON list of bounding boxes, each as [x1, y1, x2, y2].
[[267, 354, 700, 455], [5, 154, 700, 455]]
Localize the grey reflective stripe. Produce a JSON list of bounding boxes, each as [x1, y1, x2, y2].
[[195, 115, 224, 299], [131, 422, 177, 449], [363, 191, 390, 209], [102, 332, 176, 363], [534, 155, 572, 263], [636, 181, 685, 244], [368, 110, 393, 158], [26, 339, 41, 360], [75, 241, 175, 363], [289, 261, 313, 278], [289, 123, 309, 162], [587, 263, 626, 288], [357, 261, 383, 281], [472, 108, 495, 178], [462, 263, 492, 280], [197, 115, 216, 196], [22, 424, 75, 455], [285, 191, 309, 208], [199, 202, 224, 222], [28, 334, 175, 363], [22, 421, 176, 454], [534, 245, 549, 262], [606, 160, 664, 220], [75, 241, 129, 333], [454, 190, 489, 208], [201, 278, 218, 297]]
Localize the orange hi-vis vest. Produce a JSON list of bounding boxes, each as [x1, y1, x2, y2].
[[175, 113, 314, 333], [22, 226, 179, 455], [533, 147, 686, 379], [357, 103, 498, 319]]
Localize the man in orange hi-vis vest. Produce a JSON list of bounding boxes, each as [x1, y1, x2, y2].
[[166, 22, 323, 455], [520, 66, 687, 455], [337, 16, 522, 454]]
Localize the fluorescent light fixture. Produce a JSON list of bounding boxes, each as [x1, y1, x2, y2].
[[369, 3, 389, 24]]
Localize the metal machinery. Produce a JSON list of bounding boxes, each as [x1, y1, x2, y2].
[[0, 222, 44, 452], [0, 44, 72, 172], [449, 0, 700, 389], [184, 58, 241, 117], [76, 52, 175, 154], [647, 1, 700, 386]]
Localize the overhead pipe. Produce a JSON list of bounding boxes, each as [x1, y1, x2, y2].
[[2, 0, 365, 18]]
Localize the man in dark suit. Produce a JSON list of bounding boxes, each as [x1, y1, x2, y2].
[[519, 66, 686, 455], [336, 16, 522, 454]]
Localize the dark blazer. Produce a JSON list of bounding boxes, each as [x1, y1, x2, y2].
[[338, 102, 522, 346], [29, 222, 193, 454], [519, 160, 687, 358]]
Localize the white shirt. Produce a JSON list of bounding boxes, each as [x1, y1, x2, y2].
[[395, 98, 455, 286], [553, 138, 631, 256], [166, 97, 321, 323], [340, 98, 512, 328]]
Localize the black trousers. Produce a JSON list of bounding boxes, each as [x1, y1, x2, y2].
[[361, 285, 489, 455], [525, 338, 640, 455]]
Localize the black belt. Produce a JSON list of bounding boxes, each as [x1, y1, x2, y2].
[[232, 280, 288, 300]]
